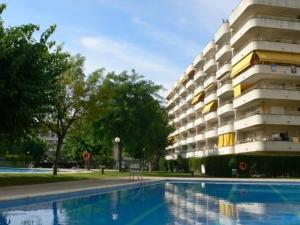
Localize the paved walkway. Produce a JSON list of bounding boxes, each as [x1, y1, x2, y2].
[[0, 178, 156, 202]]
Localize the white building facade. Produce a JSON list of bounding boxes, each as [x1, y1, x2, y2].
[[165, 0, 300, 161]]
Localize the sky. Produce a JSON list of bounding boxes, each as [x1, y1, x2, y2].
[[2, 0, 240, 93]]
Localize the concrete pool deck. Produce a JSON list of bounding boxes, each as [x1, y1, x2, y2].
[[1, 177, 300, 202]]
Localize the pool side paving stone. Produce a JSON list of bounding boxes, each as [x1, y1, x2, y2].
[[1, 177, 300, 202]]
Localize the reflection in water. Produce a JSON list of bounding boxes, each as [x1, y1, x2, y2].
[[0, 182, 300, 224]]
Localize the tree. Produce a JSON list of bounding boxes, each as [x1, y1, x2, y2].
[[89, 70, 172, 171], [22, 137, 48, 166], [41, 55, 89, 175], [0, 4, 68, 138]]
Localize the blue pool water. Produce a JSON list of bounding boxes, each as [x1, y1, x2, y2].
[[0, 167, 51, 173], [1, 181, 300, 224]]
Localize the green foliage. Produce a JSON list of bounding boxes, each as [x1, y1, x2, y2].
[[158, 157, 167, 171], [0, 4, 69, 138], [87, 70, 172, 169], [188, 158, 202, 172], [42, 55, 91, 175], [22, 138, 48, 166]]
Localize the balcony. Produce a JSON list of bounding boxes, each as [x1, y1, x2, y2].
[[195, 150, 204, 158], [180, 139, 187, 146], [195, 133, 205, 142], [215, 44, 232, 63], [186, 107, 195, 116], [232, 64, 300, 87], [204, 92, 217, 105], [203, 59, 217, 74], [194, 117, 205, 127], [204, 75, 216, 89], [232, 41, 300, 66], [194, 101, 204, 111], [205, 128, 218, 139], [235, 113, 300, 131], [186, 93, 193, 103], [179, 100, 187, 110], [186, 136, 195, 144], [194, 70, 205, 82], [173, 105, 180, 113], [203, 41, 216, 58], [186, 151, 195, 158], [216, 64, 231, 79], [173, 142, 179, 148], [186, 121, 194, 130], [193, 53, 204, 67], [233, 85, 300, 109], [179, 87, 186, 96], [235, 140, 300, 155], [185, 64, 194, 77], [179, 112, 186, 121], [229, 0, 300, 29], [204, 148, 219, 157], [218, 146, 235, 155], [186, 79, 194, 89], [168, 108, 174, 116], [231, 17, 300, 50], [218, 124, 234, 135], [215, 22, 231, 45], [204, 111, 218, 122], [194, 85, 204, 95], [165, 154, 178, 160], [217, 102, 234, 117], [173, 116, 180, 124], [217, 82, 233, 98], [179, 124, 187, 133]]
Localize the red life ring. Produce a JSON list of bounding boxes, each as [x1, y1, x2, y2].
[[239, 162, 247, 171], [82, 150, 91, 161]]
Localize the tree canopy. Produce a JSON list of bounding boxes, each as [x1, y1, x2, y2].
[[64, 70, 172, 170], [0, 4, 68, 138]]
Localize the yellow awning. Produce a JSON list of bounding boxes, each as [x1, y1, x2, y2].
[[218, 133, 236, 148], [256, 51, 300, 65], [218, 135, 224, 148], [233, 83, 252, 98], [233, 85, 242, 97], [202, 101, 217, 114], [191, 92, 204, 105], [231, 52, 254, 78]]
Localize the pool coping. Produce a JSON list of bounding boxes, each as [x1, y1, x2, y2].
[[1, 177, 300, 209], [0, 179, 162, 209]]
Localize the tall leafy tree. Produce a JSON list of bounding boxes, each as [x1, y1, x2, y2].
[[89, 70, 172, 171], [41, 55, 88, 175], [0, 4, 68, 138]]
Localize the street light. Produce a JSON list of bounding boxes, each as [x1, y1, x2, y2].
[[114, 137, 120, 171], [142, 148, 145, 171]]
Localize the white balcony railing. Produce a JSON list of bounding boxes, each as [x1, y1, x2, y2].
[[204, 75, 216, 89]]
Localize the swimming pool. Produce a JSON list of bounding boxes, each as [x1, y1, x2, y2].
[[0, 181, 300, 224], [0, 167, 51, 173]]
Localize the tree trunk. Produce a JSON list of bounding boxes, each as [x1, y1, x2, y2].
[[53, 136, 63, 175]]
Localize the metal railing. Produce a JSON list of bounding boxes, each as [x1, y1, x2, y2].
[[235, 83, 300, 99], [237, 111, 300, 120], [237, 137, 300, 145]]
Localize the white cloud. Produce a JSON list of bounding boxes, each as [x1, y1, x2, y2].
[[80, 35, 181, 90]]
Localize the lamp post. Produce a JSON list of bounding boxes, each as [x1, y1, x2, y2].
[[114, 137, 120, 172], [142, 148, 145, 171]]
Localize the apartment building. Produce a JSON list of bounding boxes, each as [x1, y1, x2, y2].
[[166, 0, 300, 162]]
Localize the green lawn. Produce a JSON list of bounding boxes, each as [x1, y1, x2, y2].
[[0, 171, 198, 187]]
